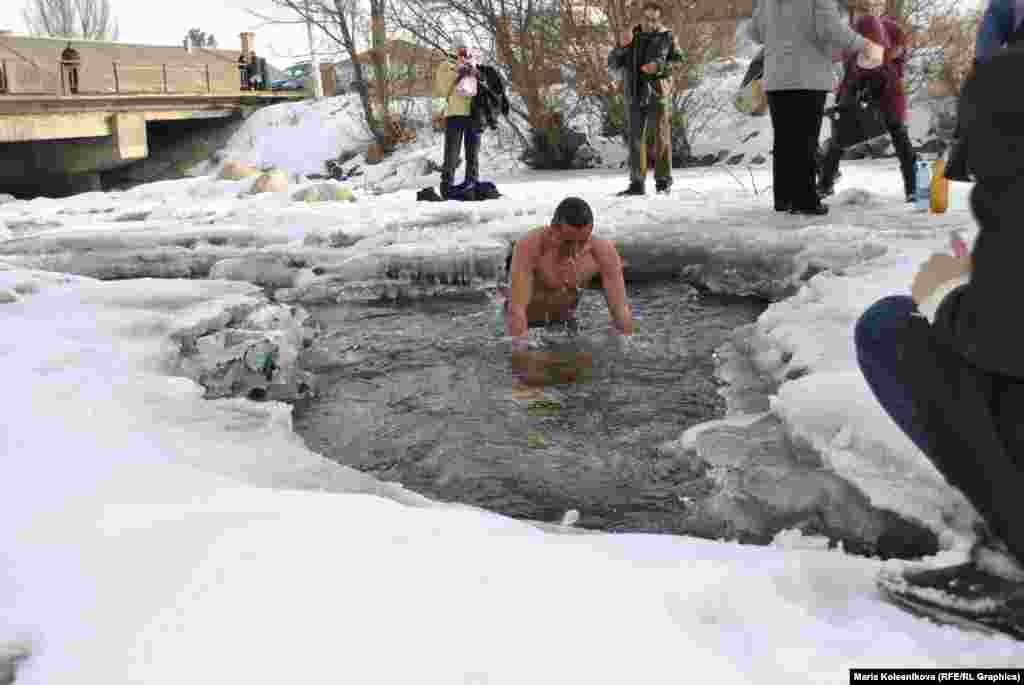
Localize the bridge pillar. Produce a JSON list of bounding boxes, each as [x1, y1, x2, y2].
[[111, 112, 148, 162]]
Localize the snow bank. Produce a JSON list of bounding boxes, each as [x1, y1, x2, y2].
[[3, 156, 1024, 683]]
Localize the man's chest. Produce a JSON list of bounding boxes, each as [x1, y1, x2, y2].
[[535, 247, 599, 290]]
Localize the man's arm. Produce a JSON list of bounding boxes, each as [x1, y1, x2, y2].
[[746, 2, 763, 45], [507, 240, 534, 338], [975, 0, 1015, 64], [594, 240, 633, 335], [813, 0, 867, 55]]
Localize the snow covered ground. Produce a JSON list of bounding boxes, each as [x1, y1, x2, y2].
[[2, 97, 1022, 683]]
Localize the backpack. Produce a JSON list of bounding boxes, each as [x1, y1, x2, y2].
[[446, 180, 502, 201]]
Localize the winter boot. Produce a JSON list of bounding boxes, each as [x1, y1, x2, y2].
[[877, 527, 1024, 639], [655, 177, 673, 194], [617, 182, 645, 197]]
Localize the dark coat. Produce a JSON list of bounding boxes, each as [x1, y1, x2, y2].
[[470, 64, 509, 129], [607, 26, 676, 107], [835, 56, 907, 123], [897, 180, 1024, 563]]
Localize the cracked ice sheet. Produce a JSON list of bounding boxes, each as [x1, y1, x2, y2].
[[4, 161, 1024, 682]]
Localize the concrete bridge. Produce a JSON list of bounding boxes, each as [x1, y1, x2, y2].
[[0, 33, 303, 197]]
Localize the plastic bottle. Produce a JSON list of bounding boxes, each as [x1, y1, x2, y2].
[[494, 286, 508, 336], [915, 158, 932, 212]]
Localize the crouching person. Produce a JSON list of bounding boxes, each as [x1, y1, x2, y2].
[[818, 15, 916, 202], [856, 48, 1024, 635]]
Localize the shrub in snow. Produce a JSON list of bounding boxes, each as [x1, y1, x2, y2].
[[522, 113, 591, 170], [250, 169, 290, 195], [293, 183, 356, 203], [218, 160, 260, 181]]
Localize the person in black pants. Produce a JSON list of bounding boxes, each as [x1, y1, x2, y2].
[[860, 49, 1024, 633], [746, 0, 882, 216], [818, 14, 917, 202]]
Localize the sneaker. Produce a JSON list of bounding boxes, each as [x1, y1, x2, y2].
[[880, 562, 1023, 616], [616, 182, 645, 197]]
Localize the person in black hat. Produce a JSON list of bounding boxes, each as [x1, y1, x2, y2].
[[858, 46, 1024, 636]]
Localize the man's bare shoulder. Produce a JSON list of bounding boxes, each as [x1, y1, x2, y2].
[[515, 227, 546, 258], [590, 238, 621, 262]]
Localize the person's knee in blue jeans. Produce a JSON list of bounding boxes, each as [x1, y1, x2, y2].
[[854, 295, 932, 456]]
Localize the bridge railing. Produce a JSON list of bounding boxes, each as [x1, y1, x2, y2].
[[0, 58, 244, 96]]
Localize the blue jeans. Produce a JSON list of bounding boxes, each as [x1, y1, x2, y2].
[[854, 295, 932, 457]]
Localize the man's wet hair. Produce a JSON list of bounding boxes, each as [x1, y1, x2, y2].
[[552, 197, 593, 227], [642, 1, 662, 13]]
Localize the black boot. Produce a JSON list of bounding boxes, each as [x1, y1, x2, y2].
[[817, 141, 842, 198], [617, 182, 645, 196], [655, 177, 673, 194]]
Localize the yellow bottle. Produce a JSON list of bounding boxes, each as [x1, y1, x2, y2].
[[931, 158, 949, 214]]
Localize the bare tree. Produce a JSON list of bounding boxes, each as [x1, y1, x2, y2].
[[22, 0, 119, 40], [254, 0, 387, 148], [186, 28, 219, 49]]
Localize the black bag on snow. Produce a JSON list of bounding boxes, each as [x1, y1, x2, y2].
[[445, 180, 502, 201]]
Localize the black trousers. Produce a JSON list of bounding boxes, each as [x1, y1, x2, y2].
[[441, 115, 482, 191], [820, 110, 917, 196], [767, 90, 827, 211]]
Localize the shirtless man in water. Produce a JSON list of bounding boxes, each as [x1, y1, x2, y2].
[[506, 196, 633, 338], [502, 198, 632, 390]]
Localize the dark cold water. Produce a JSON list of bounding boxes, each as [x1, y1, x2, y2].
[[292, 282, 765, 531]]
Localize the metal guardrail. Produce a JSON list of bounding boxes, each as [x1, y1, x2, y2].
[[0, 57, 248, 96]]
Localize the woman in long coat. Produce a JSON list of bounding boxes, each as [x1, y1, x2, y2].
[[747, 0, 882, 215]]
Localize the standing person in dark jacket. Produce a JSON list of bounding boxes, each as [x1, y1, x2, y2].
[[860, 47, 1024, 633], [607, 1, 678, 196], [818, 15, 917, 202], [747, 0, 883, 216], [946, 0, 1024, 182]]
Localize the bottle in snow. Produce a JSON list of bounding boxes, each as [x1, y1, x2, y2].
[[494, 286, 508, 337], [915, 159, 932, 212]]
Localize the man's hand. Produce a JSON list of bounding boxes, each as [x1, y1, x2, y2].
[[619, 30, 633, 46], [640, 62, 658, 74], [910, 254, 972, 305]]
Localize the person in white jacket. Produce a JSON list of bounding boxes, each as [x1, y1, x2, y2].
[[746, 0, 882, 215]]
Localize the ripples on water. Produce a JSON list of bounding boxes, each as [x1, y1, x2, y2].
[[292, 281, 765, 531]]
